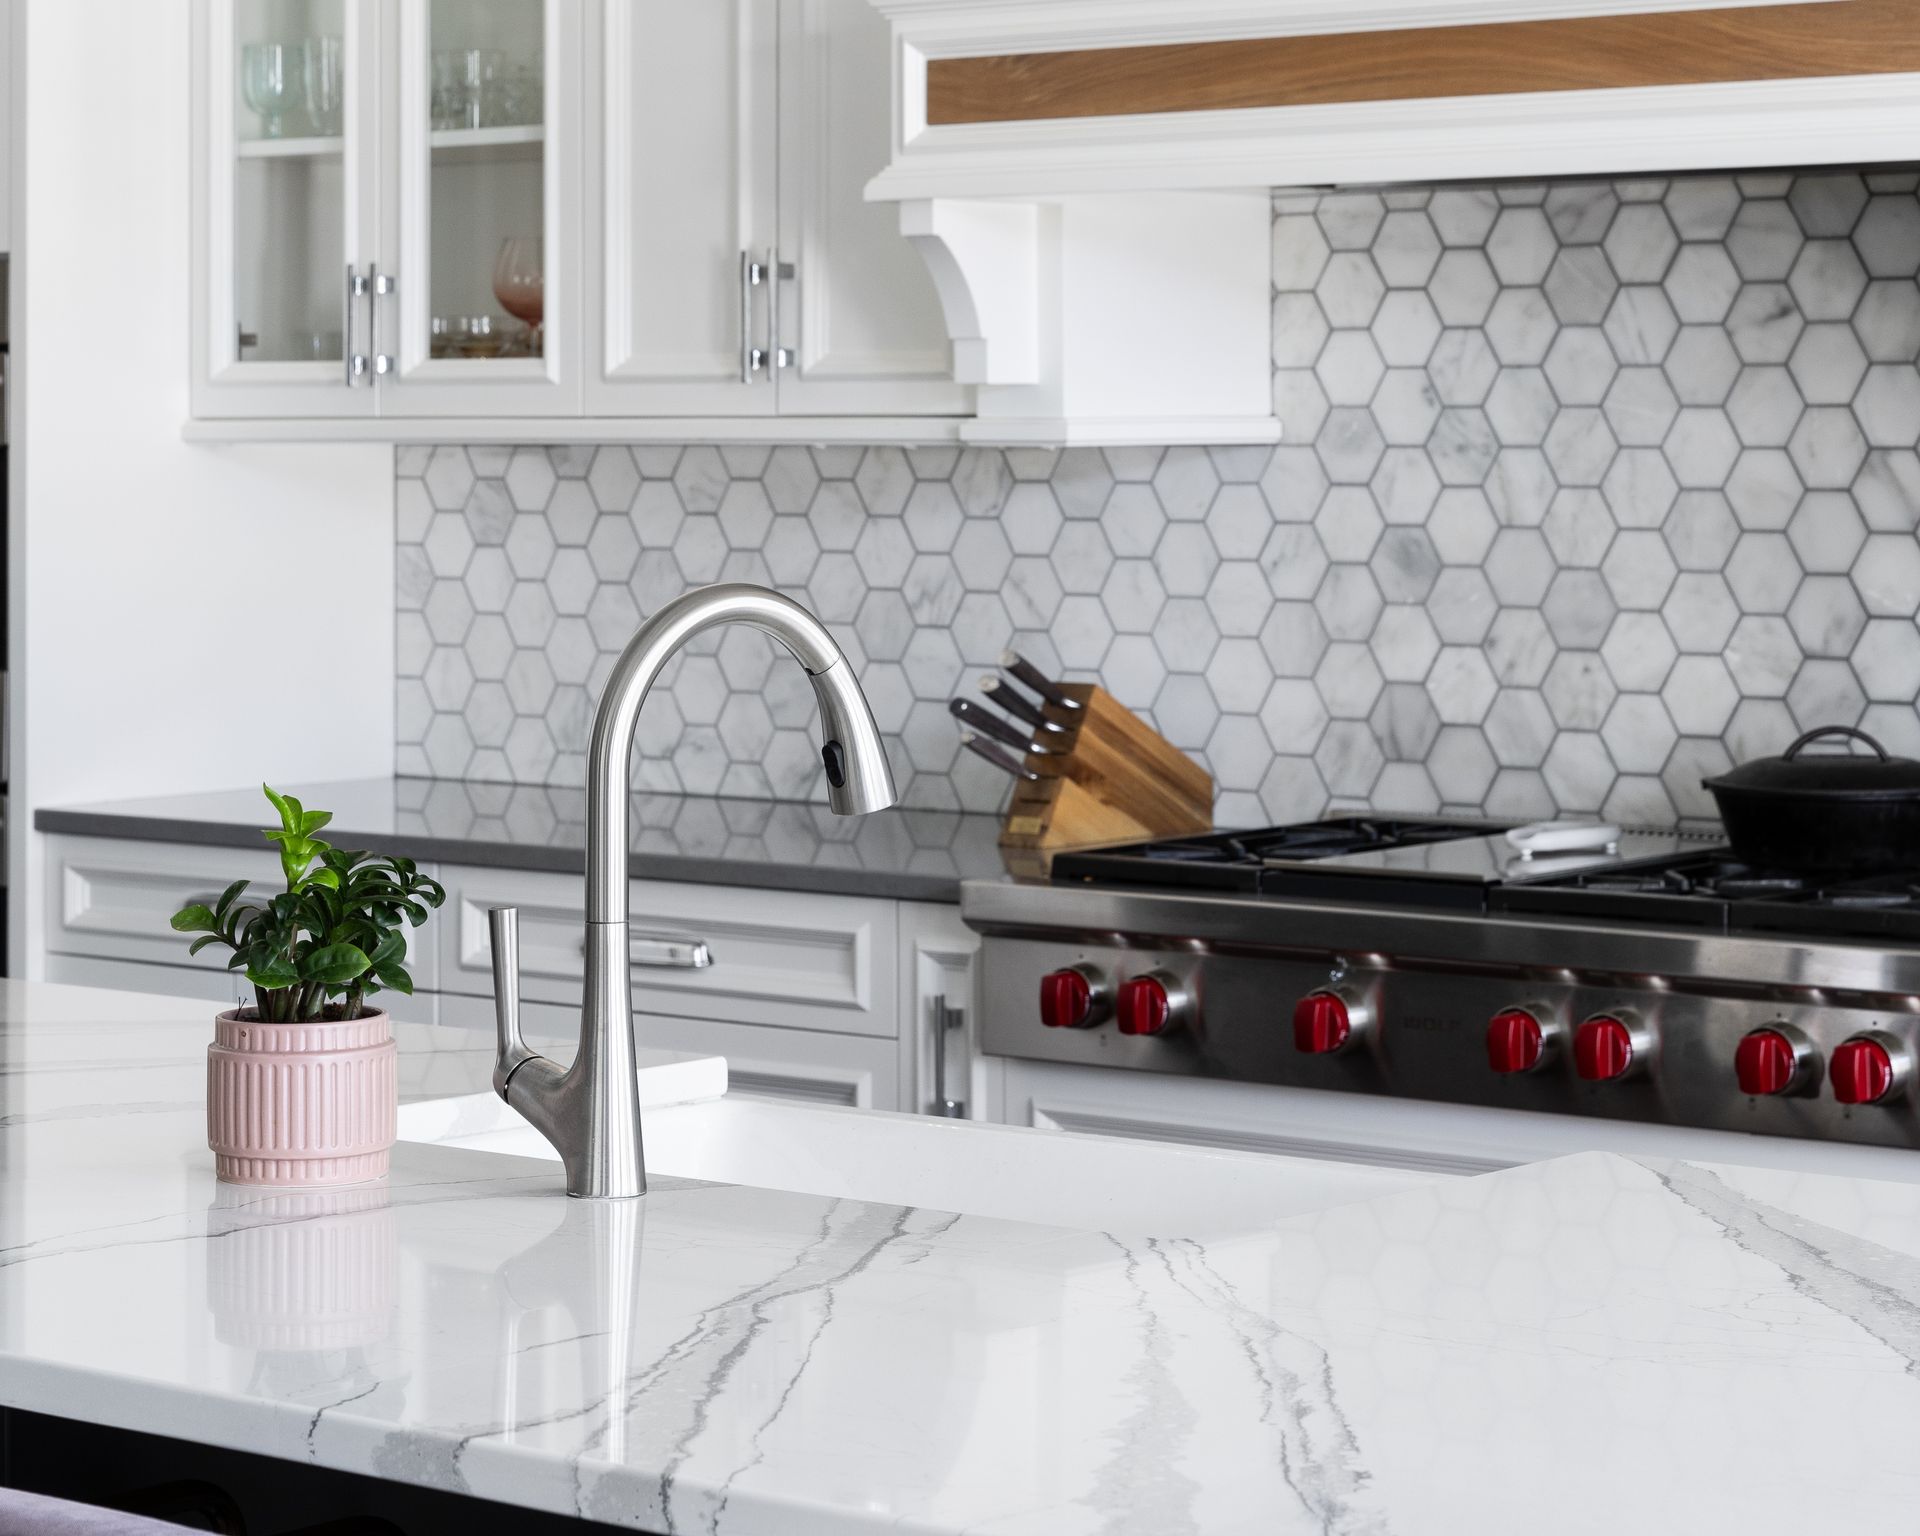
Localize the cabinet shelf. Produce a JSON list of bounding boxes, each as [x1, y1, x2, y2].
[[236, 134, 345, 159], [430, 123, 544, 163], [233, 124, 544, 163]]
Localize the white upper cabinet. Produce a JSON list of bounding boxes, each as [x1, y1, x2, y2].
[[587, 0, 962, 419], [191, 0, 965, 430], [586, 0, 778, 416], [377, 0, 583, 417], [192, 0, 380, 419], [771, 0, 967, 417]]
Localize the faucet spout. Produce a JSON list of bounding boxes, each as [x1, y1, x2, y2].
[[490, 583, 897, 1198]]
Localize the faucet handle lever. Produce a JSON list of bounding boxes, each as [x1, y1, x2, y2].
[[489, 906, 538, 1098]]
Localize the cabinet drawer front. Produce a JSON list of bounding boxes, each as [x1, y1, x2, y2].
[[47, 836, 439, 991], [442, 993, 896, 1109], [440, 866, 897, 1036]]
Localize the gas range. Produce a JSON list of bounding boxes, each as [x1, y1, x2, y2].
[[963, 817, 1920, 1154]]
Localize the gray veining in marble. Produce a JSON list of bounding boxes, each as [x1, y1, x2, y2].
[[13, 982, 1920, 1534]]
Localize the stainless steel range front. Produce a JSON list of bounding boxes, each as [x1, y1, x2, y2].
[[962, 819, 1920, 1152]]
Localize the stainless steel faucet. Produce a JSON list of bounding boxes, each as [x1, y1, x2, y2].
[[486, 583, 898, 1197]]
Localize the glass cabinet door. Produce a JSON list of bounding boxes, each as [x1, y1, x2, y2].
[[195, 0, 376, 417], [381, 0, 580, 415]]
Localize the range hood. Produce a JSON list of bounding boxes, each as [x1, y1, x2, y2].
[[864, 0, 1920, 447]]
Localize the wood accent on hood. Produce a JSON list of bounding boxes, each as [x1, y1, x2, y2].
[[926, 1, 1920, 126]]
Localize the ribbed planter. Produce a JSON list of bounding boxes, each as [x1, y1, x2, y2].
[[207, 1009, 396, 1187]]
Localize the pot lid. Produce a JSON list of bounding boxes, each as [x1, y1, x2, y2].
[[1705, 726, 1920, 797]]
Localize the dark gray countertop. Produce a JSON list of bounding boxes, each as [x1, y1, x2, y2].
[[35, 777, 1013, 903]]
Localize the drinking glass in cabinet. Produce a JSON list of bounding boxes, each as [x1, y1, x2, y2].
[[431, 48, 505, 132], [240, 41, 297, 139], [300, 36, 344, 137]]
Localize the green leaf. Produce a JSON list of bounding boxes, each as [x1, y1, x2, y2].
[[371, 966, 413, 995], [305, 866, 340, 891], [213, 879, 251, 919], [304, 943, 372, 985], [170, 904, 217, 933], [299, 809, 333, 835], [187, 934, 227, 957], [248, 957, 300, 990], [262, 783, 292, 825]]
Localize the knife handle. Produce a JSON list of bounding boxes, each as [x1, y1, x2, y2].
[[960, 730, 1041, 782], [1001, 650, 1080, 711], [981, 676, 1066, 734], [949, 696, 1048, 756]]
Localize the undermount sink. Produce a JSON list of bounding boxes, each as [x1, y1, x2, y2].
[[401, 1087, 1441, 1239]]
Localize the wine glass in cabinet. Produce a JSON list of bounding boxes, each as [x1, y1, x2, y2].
[[376, 0, 580, 416]]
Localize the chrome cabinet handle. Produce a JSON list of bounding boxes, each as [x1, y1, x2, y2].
[[631, 930, 713, 970], [739, 251, 767, 383], [768, 250, 795, 371], [370, 266, 394, 376], [930, 997, 965, 1118], [577, 928, 715, 970], [344, 264, 369, 385]]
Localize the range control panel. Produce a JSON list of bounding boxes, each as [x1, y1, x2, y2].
[[983, 937, 1920, 1150]]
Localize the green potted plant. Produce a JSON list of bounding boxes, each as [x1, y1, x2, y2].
[[172, 786, 445, 1187]]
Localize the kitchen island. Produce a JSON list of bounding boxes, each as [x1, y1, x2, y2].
[[4, 981, 1919, 1535]]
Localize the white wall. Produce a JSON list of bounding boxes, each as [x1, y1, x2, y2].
[[8, 2, 395, 975]]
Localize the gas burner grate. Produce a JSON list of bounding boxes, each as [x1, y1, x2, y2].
[[1050, 816, 1506, 894]]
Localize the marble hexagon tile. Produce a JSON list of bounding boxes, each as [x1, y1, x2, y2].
[[401, 169, 1920, 830]]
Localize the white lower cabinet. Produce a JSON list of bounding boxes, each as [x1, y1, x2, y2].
[[44, 836, 441, 1022], [43, 835, 975, 1117]]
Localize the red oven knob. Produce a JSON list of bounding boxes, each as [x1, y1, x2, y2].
[[1040, 967, 1104, 1029], [1832, 1035, 1904, 1105], [1117, 972, 1187, 1037], [1573, 1013, 1643, 1082], [1735, 1028, 1801, 1097], [1295, 990, 1369, 1054], [1487, 1007, 1548, 1074]]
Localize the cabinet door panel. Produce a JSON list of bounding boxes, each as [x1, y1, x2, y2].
[[774, 0, 967, 417], [438, 864, 897, 1036], [45, 836, 439, 993], [193, 0, 378, 418], [463, 995, 895, 1108], [588, 0, 778, 414], [379, 0, 583, 416]]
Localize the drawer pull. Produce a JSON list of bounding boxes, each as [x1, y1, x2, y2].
[[578, 930, 714, 970]]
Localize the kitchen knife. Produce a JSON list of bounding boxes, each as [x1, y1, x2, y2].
[[960, 729, 1041, 782], [1001, 650, 1081, 711], [949, 696, 1050, 756], [981, 675, 1067, 734]]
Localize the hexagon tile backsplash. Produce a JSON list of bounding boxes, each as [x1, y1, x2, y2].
[[398, 168, 1920, 829]]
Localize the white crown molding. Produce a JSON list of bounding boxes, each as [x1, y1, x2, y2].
[[869, 0, 1845, 54]]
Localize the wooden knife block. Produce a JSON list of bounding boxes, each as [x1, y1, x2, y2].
[[999, 684, 1214, 850]]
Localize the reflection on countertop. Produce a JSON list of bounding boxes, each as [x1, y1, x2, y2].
[[34, 776, 1013, 902]]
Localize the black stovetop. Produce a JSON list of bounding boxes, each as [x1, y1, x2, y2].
[[1051, 817, 1920, 942]]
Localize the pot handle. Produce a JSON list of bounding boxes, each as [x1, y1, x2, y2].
[[1784, 725, 1889, 761]]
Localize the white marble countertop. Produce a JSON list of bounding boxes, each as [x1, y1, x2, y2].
[[6, 981, 1920, 1534]]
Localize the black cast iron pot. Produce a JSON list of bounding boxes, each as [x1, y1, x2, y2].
[[1703, 726, 1920, 877]]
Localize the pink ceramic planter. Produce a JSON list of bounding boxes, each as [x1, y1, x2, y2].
[[207, 1009, 397, 1186]]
